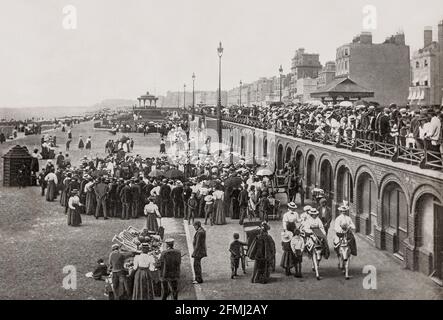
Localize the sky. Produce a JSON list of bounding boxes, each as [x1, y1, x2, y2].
[[0, 0, 442, 107]]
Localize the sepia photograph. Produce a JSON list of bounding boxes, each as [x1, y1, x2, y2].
[[0, 0, 442, 307]]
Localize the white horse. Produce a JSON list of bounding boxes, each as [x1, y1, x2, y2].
[[337, 230, 352, 280], [304, 232, 324, 280]]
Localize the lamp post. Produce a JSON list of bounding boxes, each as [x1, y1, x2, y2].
[[192, 72, 195, 118], [239, 80, 242, 107], [183, 84, 186, 109], [217, 41, 224, 156], [279, 65, 283, 103]]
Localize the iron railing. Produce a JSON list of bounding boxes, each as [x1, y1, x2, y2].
[[208, 112, 443, 172]]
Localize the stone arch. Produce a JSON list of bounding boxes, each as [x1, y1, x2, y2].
[[284, 142, 294, 165], [411, 186, 443, 276], [354, 165, 378, 191], [305, 152, 317, 199], [379, 175, 410, 256], [411, 184, 443, 214], [378, 173, 410, 205], [240, 135, 246, 157], [263, 137, 268, 159], [277, 143, 284, 170], [319, 157, 334, 204], [295, 148, 304, 176], [335, 163, 354, 206]]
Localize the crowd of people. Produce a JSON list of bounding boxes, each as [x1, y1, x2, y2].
[[21, 113, 362, 300], [218, 103, 443, 163]]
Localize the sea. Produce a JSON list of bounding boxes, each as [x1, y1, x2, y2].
[[0, 106, 96, 122]]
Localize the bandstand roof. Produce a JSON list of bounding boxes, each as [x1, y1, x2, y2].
[[310, 77, 374, 99]]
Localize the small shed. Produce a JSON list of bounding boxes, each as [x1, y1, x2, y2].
[[2, 145, 33, 187]]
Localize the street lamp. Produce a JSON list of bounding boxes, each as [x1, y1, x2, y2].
[[217, 41, 224, 156], [183, 83, 186, 109], [279, 65, 283, 103], [192, 72, 196, 117], [239, 80, 242, 107]]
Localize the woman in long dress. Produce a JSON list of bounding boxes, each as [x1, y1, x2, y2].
[[213, 186, 226, 225], [78, 136, 84, 150], [144, 197, 161, 232], [67, 189, 82, 226], [85, 136, 92, 150], [132, 244, 156, 300], [230, 187, 240, 219], [44, 169, 58, 202]]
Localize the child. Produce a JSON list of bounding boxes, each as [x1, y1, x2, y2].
[[290, 229, 305, 278], [229, 233, 248, 279], [204, 193, 214, 226], [280, 231, 295, 276], [92, 258, 109, 280], [187, 192, 198, 225]]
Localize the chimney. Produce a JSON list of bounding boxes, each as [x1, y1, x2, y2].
[[439, 20, 443, 48], [360, 32, 372, 44], [424, 26, 433, 47]]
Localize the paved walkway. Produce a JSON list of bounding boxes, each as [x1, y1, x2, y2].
[[184, 217, 443, 300]]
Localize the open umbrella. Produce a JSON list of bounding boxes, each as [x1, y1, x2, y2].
[[148, 169, 165, 178], [339, 101, 353, 107], [256, 168, 274, 176], [224, 176, 243, 189], [91, 169, 108, 177], [164, 169, 184, 179]]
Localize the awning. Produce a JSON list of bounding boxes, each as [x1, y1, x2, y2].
[[407, 91, 413, 100], [418, 90, 425, 100], [411, 91, 418, 100]]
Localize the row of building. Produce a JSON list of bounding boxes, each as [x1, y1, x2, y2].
[[226, 19, 443, 107], [158, 19, 443, 109]]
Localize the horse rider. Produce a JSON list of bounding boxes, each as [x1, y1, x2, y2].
[[301, 208, 330, 259], [282, 202, 299, 233], [300, 205, 312, 223], [333, 205, 357, 257]]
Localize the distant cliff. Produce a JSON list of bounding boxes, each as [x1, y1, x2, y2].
[[92, 99, 137, 109]]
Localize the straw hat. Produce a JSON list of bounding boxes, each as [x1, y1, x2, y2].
[[287, 202, 297, 210], [309, 208, 319, 216], [281, 231, 294, 243], [303, 205, 312, 212], [338, 205, 349, 212]]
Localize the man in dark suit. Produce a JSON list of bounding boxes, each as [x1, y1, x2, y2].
[[238, 186, 249, 225], [158, 238, 181, 300], [171, 181, 184, 218], [192, 221, 207, 284], [159, 179, 172, 217], [94, 177, 109, 219], [130, 178, 141, 219], [119, 181, 132, 220], [378, 108, 391, 143], [317, 197, 332, 235], [183, 182, 193, 221]]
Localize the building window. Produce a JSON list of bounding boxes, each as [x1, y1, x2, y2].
[[416, 81, 420, 86], [416, 61, 420, 68], [344, 60, 348, 71], [424, 80, 428, 86], [424, 60, 428, 67], [344, 49, 349, 56]]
